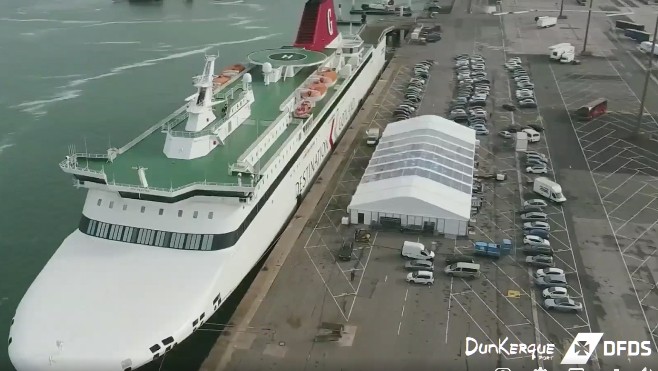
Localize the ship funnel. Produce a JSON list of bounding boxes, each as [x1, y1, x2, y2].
[[293, 0, 339, 51]]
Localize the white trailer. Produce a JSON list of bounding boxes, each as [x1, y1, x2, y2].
[[533, 177, 567, 203], [537, 16, 557, 28], [549, 43, 574, 62]]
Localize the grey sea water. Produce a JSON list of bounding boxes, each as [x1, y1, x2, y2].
[[0, 0, 352, 369]]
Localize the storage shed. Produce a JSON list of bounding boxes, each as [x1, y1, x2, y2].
[[347, 115, 476, 236]]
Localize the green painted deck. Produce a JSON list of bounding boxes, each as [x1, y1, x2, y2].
[[81, 50, 342, 190]]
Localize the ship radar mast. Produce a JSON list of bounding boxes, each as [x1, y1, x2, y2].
[[184, 53, 223, 132]]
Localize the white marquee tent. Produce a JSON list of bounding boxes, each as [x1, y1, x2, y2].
[[347, 115, 477, 236]]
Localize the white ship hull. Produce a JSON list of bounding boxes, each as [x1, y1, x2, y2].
[[9, 39, 386, 371]]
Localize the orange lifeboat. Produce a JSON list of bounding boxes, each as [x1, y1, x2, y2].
[[320, 70, 337, 85], [213, 75, 231, 86], [294, 100, 313, 119], [308, 81, 327, 95], [220, 64, 246, 77]]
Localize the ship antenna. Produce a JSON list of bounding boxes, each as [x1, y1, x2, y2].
[[84, 136, 89, 168]]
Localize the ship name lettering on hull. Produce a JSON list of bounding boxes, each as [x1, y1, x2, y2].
[[296, 140, 329, 195]]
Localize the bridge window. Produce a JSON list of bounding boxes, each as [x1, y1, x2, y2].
[[97, 199, 102, 206], [208, 212, 214, 219], [159, 208, 164, 215], [140, 206, 146, 213], [109, 201, 114, 209], [162, 336, 174, 346], [149, 344, 161, 353], [178, 210, 183, 217]]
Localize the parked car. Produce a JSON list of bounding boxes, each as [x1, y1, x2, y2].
[[499, 130, 513, 139], [519, 99, 537, 108], [445, 254, 475, 265], [524, 199, 548, 208], [535, 274, 567, 288], [525, 228, 549, 239], [521, 212, 548, 222], [526, 165, 548, 174], [406, 270, 434, 285], [523, 222, 550, 232], [521, 205, 544, 214], [542, 286, 569, 299], [470, 123, 488, 132], [338, 241, 354, 261], [523, 245, 554, 256], [534, 267, 564, 278], [405, 260, 434, 271], [525, 255, 554, 268], [524, 235, 550, 247], [544, 298, 583, 312]]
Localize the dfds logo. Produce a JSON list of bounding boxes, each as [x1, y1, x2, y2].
[[561, 333, 652, 365]]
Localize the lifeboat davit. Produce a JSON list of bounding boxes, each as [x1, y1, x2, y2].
[[294, 100, 313, 119]]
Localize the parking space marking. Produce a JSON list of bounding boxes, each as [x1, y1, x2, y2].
[[397, 288, 408, 336], [623, 219, 658, 254], [546, 61, 658, 350]]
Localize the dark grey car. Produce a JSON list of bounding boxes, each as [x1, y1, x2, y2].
[[405, 260, 435, 271], [523, 244, 553, 256]]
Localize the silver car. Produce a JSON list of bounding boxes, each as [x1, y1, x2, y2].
[[521, 212, 548, 222], [535, 274, 567, 288], [544, 298, 583, 312]]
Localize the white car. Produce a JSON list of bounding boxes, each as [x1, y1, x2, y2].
[[505, 63, 520, 70], [508, 57, 522, 64], [524, 235, 550, 246], [524, 199, 548, 208], [534, 267, 564, 278], [542, 287, 569, 299], [523, 221, 550, 231], [526, 165, 548, 174], [499, 130, 513, 139], [525, 151, 547, 161]]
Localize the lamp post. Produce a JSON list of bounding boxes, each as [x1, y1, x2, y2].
[[581, 0, 594, 55], [558, 0, 567, 19], [634, 13, 658, 136]]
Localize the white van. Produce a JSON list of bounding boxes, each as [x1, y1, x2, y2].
[[406, 270, 434, 285], [533, 177, 566, 203], [444, 262, 481, 278], [401, 241, 435, 260], [522, 128, 540, 143]]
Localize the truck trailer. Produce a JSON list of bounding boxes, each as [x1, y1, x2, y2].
[[536, 16, 557, 28], [549, 43, 575, 63]]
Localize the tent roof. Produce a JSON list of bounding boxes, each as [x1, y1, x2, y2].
[[349, 115, 477, 220]]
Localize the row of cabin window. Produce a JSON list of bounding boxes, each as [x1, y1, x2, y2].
[[85, 219, 215, 250], [96, 199, 215, 219]]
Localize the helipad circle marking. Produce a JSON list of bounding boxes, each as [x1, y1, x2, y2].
[[268, 52, 307, 61]]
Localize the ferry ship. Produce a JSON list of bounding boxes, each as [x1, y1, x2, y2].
[[7, 0, 387, 370]]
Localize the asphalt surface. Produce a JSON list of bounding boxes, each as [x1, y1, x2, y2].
[[207, 1, 658, 370]]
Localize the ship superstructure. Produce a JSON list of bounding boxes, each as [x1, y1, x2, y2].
[[8, 1, 387, 370]]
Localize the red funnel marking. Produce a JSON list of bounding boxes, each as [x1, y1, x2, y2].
[[293, 0, 339, 52]]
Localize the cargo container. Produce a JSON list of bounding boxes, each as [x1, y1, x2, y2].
[[576, 98, 608, 120], [616, 20, 646, 31], [625, 28, 651, 42]]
